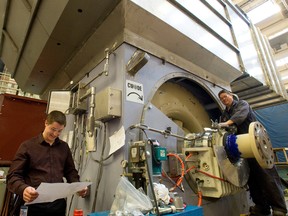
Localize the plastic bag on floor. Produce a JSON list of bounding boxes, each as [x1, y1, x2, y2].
[[110, 176, 153, 216]]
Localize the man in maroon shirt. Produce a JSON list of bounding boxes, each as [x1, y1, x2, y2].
[[7, 110, 87, 216]]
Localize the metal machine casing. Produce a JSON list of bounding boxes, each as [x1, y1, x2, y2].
[[1, 1, 283, 215]]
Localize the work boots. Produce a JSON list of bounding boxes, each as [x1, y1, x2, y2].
[[272, 210, 287, 216], [249, 206, 271, 216], [249, 206, 287, 216]]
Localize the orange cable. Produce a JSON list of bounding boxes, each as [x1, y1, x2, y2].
[[197, 190, 202, 207], [167, 153, 185, 191], [167, 152, 228, 207], [196, 170, 228, 182]]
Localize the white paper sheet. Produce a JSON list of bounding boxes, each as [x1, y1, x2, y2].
[[26, 182, 92, 205], [108, 126, 125, 156]]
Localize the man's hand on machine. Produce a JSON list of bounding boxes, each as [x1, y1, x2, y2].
[[218, 122, 229, 128]]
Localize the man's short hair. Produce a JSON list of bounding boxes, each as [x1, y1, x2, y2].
[[46, 110, 66, 126], [218, 89, 232, 98]]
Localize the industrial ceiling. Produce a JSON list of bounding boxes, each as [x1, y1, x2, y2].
[[232, 0, 288, 90], [0, 0, 287, 109]]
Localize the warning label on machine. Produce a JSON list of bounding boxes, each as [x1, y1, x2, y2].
[[126, 80, 144, 104]]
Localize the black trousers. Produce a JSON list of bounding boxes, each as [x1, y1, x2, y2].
[[247, 158, 287, 214], [27, 199, 66, 216]]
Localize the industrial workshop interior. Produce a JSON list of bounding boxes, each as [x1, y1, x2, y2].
[[1, 0, 288, 215]]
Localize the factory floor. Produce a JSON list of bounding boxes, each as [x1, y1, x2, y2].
[[240, 173, 288, 216], [239, 198, 288, 216]]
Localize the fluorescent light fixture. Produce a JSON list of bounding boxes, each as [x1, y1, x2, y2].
[[276, 56, 288, 67], [268, 28, 288, 40], [247, 0, 281, 24], [281, 75, 288, 80]]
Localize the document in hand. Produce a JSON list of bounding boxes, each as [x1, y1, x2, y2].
[[26, 182, 92, 205]]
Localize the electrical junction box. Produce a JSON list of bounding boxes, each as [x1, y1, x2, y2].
[[130, 145, 140, 163], [152, 146, 167, 175], [95, 87, 121, 122], [71, 83, 88, 114], [154, 146, 167, 161]]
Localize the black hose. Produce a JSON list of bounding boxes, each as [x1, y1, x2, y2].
[[144, 140, 160, 216]]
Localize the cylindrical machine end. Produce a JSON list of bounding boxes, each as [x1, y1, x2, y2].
[[236, 121, 274, 168]]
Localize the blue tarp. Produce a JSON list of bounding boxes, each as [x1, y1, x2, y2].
[[254, 103, 288, 161]]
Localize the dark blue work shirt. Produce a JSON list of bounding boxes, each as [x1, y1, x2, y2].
[[221, 99, 256, 135]]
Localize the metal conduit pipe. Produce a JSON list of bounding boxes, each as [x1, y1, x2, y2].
[[223, 0, 251, 25], [79, 87, 96, 137], [223, 3, 246, 72], [263, 36, 288, 98], [250, 23, 273, 87], [88, 87, 96, 137], [257, 27, 283, 95], [255, 27, 285, 97], [257, 26, 276, 90]]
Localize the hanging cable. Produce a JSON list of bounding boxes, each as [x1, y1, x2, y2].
[[167, 153, 185, 192], [144, 145, 160, 216], [161, 168, 184, 192], [197, 190, 202, 207], [141, 130, 160, 216], [196, 170, 229, 183], [92, 122, 108, 212], [195, 179, 203, 207]]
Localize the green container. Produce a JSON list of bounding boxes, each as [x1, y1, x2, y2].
[[152, 146, 167, 175]]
